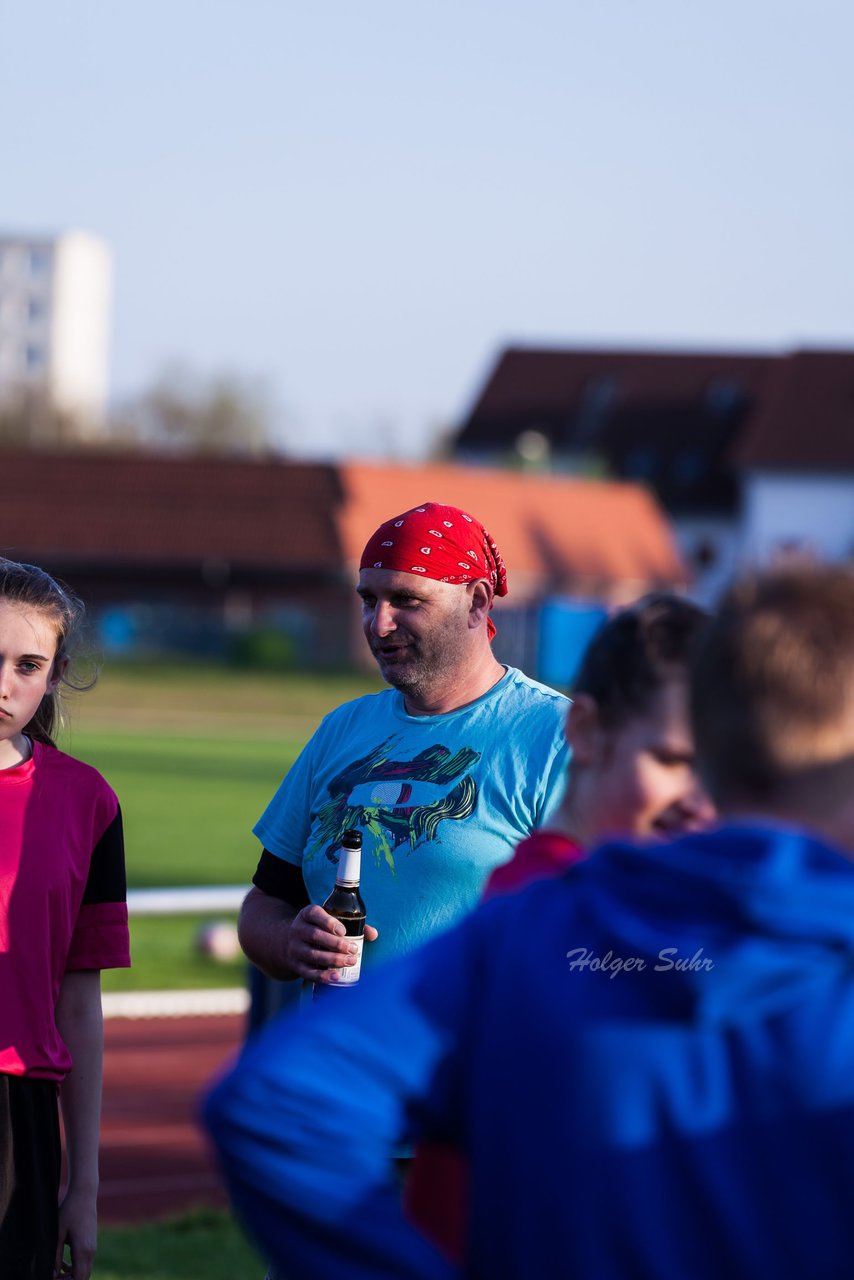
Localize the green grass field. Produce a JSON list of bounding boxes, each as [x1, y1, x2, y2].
[[58, 660, 383, 992], [95, 1208, 261, 1278]]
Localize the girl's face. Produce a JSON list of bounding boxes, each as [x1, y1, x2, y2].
[[0, 600, 61, 765], [580, 678, 716, 841]]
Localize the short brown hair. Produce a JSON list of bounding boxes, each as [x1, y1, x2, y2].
[[690, 565, 854, 807]]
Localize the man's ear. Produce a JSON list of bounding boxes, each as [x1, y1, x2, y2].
[[467, 579, 495, 629], [565, 693, 607, 767]]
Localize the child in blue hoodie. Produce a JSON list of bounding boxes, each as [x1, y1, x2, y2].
[[206, 564, 854, 1280]]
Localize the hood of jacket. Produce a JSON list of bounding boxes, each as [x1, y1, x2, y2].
[[565, 821, 854, 1026]]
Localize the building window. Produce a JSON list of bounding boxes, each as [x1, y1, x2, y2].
[[29, 248, 50, 277], [25, 343, 44, 370], [624, 446, 657, 479], [671, 448, 704, 486], [573, 374, 619, 447], [705, 380, 741, 416], [27, 297, 46, 324]]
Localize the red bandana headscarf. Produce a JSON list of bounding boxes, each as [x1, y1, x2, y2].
[[359, 501, 508, 639]]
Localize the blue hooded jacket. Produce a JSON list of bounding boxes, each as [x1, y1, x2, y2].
[[205, 823, 854, 1278]]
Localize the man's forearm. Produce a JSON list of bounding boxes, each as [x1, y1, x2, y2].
[[238, 888, 301, 980]]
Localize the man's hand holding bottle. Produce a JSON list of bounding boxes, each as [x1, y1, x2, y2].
[[286, 904, 378, 984]]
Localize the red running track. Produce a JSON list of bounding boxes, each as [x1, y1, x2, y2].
[[98, 1013, 244, 1225]]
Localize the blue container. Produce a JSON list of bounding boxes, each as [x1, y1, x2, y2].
[[537, 600, 608, 690]]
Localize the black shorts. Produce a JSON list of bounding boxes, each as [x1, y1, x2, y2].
[[0, 1072, 61, 1280]]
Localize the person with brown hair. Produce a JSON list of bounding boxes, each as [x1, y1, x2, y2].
[[690, 566, 854, 822], [406, 592, 716, 1261], [208, 564, 854, 1280], [485, 591, 715, 899], [0, 559, 130, 1280]]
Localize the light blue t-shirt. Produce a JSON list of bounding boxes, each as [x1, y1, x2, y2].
[[254, 667, 569, 966]]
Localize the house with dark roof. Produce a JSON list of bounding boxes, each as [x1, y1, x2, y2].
[[733, 350, 854, 567], [453, 344, 854, 599], [0, 449, 687, 674]]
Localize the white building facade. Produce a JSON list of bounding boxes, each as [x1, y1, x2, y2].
[[0, 230, 113, 434], [741, 472, 854, 566]]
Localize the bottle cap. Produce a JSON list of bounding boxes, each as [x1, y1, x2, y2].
[[342, 828, 362, 849]]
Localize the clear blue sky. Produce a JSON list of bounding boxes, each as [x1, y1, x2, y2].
[[3, 1, 852, 459]]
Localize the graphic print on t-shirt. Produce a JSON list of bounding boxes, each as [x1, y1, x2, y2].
[[305, 736, 481, 873]]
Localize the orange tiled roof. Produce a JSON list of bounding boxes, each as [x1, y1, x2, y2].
[[0, 449, 687, 598], [339, 461, 688, 597]]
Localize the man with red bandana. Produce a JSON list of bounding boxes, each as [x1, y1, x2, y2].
[[238, 501, 569, 989]]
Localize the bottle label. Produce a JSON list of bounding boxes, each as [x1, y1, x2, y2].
[[337, 844, 362, 885], [335, 936, 364, 985]]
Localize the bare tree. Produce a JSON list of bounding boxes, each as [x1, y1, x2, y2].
[[0, 388, 80, 449], [113, 365, 278, 456]]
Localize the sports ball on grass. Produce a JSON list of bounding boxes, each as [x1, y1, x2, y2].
[[195, 918, 242, 962]]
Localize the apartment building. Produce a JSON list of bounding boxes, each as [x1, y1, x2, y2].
[[0, 229, 113, 435]]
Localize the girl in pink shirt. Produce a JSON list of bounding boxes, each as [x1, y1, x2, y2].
[[0, 559, 130, 1280]]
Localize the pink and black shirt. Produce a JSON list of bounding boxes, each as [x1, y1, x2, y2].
[[0, 741, 130, 1081]]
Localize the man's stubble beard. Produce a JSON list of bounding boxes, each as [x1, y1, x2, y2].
[[372, 621, 469, 703]]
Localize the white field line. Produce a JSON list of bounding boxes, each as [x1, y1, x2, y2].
[[127, 885, 247, 915], [102, 987, 249, 1019], [112, 887, 249, 1019]]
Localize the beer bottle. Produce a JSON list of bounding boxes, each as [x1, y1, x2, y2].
[[321, 828, 366, 986]]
